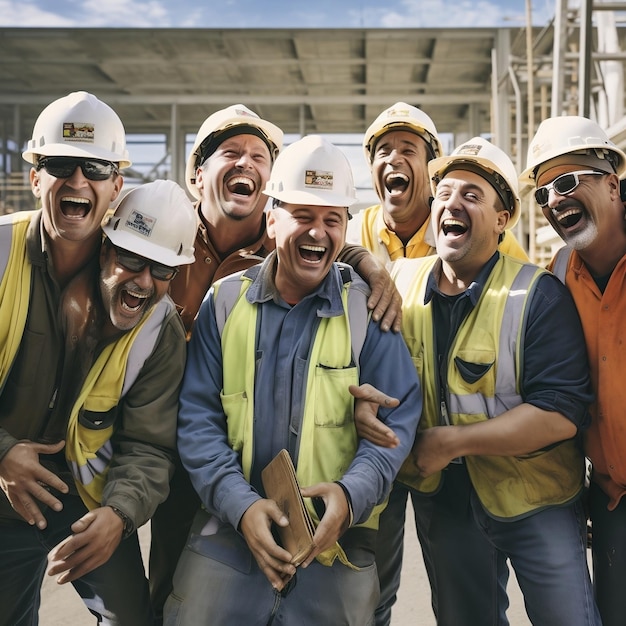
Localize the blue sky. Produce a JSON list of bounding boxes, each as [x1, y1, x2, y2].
[[0, 0, 557, 28]]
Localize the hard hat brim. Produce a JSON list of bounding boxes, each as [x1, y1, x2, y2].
[[102, 227, 195, 268], [263, 188, 357, 208], [23, 142, 132, 168]]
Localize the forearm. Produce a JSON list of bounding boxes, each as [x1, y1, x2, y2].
[[434, 403, 577, 459], [102, 440, 174, 527], [337, 243, 372, 270]]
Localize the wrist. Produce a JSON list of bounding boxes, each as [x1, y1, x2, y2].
[[109, 506, 134, 539]]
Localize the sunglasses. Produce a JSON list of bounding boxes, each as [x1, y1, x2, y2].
[[36, 157, 118, 181], [534, 170, 605, 207], [113, 246, 178, 281]]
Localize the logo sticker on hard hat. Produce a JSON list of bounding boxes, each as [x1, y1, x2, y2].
[[125, 210, 156, 238], [305, 169, 333, 190], [63, 122, 95, 143], [386, 107, 410, 119], [456, 144, 482, 156]]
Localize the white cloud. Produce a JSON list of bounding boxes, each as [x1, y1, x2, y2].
[[0, 0, 78, 26], [0, 0, 559, 29]]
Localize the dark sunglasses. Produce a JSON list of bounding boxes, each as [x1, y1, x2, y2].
[[36, 157, 118, 181], [534, 170, 605, 207], [113, 246, 178, 281]]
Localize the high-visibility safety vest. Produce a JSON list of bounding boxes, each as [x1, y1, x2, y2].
[[392, 254, 584, 520], [64, 296, 173, 509], [0, 211, 173, 509], [213, 265, 380, 567], [0, 212, 33, 388]]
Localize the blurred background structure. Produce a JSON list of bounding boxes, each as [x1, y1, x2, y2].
[[2, 0, 626, 263]]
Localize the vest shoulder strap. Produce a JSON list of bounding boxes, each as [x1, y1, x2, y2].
[[0, 211, 35, 286], [121, 295, 176, 395], [0, 221, 13, 281], [214, 264, 370, 366], [551, 246, 573, 283]]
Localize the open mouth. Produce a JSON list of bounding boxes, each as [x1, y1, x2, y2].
[[226, 175, 255, 196], [384, 172, 409, 196], [553, 206, 584, 229], [60, 196, 91, 218], [121, 288, 150, 313], [442, 218, 468, 236], [299, 244, 326, 264]]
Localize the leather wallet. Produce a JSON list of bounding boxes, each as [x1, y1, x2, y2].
[[262, 449, 316, 566]]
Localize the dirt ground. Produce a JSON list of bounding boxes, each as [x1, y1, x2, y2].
[[38, 498, 538, 625]]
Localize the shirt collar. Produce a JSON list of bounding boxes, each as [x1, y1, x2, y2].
[[424, 251, 500, 306], [246, 250, 346, 317]]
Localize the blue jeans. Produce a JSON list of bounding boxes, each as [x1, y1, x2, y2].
[[0, 493, 152, 626], [589, 480, 626, 626], [376, 465, 601, 626], [164, 508, 378, 626], [374, 481, 436, 626]]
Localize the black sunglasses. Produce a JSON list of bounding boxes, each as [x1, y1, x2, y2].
[[113, 246, 178, 281], [36, 157, 118, 181], [534, 170, 605, 207]]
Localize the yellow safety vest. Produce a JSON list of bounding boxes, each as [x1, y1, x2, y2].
[[214, 268, 382, 567], [0, 212, 34, 386], [392, 254, 584, 520], [64, 297, 173, 509], [0, 211, 172, 510]]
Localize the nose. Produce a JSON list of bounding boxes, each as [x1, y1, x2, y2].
[[545, 186, 566, 211], [235, 151, 254, 168], [308, 217, 325, 240], [384, 148, 401, 166], [133, 265, 154, 289], [440, 187, 463, 209], [64, 164, 89, 187]]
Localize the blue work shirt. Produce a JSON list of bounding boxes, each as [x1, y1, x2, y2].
[[425, 251, 594, 430], [178, 253, 421, 532]]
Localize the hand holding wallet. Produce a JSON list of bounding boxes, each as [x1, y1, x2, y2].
[[261, 449, 316, 566]]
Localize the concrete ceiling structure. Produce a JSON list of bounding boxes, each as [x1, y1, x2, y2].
[[0, 25, 545, 182], [2, 5, 626, 261]]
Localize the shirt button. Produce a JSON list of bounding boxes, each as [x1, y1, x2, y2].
[[204, 257, 212, 264]]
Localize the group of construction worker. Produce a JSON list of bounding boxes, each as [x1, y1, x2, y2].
[[0, 90, 624, 626]]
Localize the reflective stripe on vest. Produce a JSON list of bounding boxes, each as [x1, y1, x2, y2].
[[395, 255, 583, 519], [550, 246, 573, 284], [0, 212, 35, 392], [66, 295, 175, 509], [213, 265, 381, 567]]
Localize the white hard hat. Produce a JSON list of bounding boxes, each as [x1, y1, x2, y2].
[[185, 104, 284, 200], [428, 136, 521, 230], [102, 180, 197, 267], [363, 102, 443, 164], [22, 91, 131, 168], [520, 116, 626, 184], [263, 135, 357, 208]]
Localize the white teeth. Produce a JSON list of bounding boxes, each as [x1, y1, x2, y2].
[[61, 196, 89, 204], [300, 244, 325, 252], [227, 176, 254, 190], [554, 208, 581, 222], [386, 172, 409, 183], [125, 289, 148, 299], [442, 219, 466, 228]]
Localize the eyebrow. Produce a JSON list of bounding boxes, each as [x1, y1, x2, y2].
[[377, 137, 421, 151], [437, 180, 484, 194]]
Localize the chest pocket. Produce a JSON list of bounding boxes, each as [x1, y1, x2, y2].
[[454, 355, 495, 385], [313, 364, 358, 428]]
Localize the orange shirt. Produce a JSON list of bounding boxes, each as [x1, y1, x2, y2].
[[551, 250, 626, 509]]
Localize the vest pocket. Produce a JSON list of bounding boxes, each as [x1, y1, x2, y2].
[[454, 349, 496, 392], [79, 406, 117, 430], [220, 390, 248, 453], [313, 365, 357, 427]]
